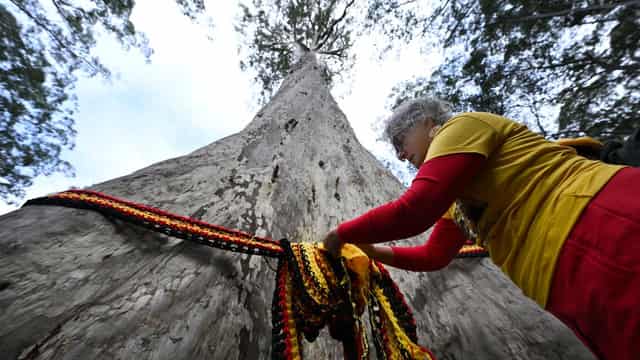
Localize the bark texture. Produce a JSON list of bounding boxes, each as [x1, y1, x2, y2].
[[0, 53, 595, 359]]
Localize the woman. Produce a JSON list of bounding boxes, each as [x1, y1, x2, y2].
[[322, 97, 640, 360]]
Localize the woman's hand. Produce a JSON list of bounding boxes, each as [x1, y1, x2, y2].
[[322, 229, 344, 257], [354, 243, 395, 265]]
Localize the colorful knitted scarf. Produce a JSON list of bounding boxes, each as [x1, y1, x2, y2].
[[24, 190, 488, 359]]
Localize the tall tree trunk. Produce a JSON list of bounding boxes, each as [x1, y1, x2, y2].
[[0, 53, 595, 359]]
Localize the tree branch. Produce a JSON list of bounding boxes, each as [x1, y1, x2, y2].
[[8, 0, 103, 75], [583, 51, 640, 73], [498, 0, 640, 23], [443, 2, 476, 46], [527, 96, 549, 138], [379, 0, 419, 11], [318, 45, 349, 57], [314, 0, 355, 51], [397, 0, 419, 7]]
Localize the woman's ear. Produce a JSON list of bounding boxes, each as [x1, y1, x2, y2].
[[429, 124, 441, 139]]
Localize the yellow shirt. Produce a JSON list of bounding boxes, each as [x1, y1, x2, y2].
[[427, 112, 624, 307]]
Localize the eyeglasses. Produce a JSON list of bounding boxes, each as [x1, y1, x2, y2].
[[393, 133, 410, 160]]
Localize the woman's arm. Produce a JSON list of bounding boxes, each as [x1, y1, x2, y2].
[[354, 243, 394, 264], [388, 217, 466, 271], [354, 218, 466, 271], [337, 153, 485, 244]]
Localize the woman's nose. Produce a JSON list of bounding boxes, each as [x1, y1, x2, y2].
[[398, 150, 408, 161]]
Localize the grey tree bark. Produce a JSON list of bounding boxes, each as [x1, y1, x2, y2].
[[0, 53, 596, 359]]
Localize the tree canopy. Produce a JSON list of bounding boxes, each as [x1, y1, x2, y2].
[[369, 0, 640, 141], [1, 0, 208, 204], [236, 0, 364, 102]]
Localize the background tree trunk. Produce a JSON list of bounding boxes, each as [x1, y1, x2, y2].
[[0, 53, 595, 359]]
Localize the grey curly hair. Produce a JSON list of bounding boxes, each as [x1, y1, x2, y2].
[[383, 97, 454, 155]]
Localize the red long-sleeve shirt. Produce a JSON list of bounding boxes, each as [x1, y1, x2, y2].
[[337, 153, 485, 271]]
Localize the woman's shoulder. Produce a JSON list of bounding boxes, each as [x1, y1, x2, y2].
[[428, 112, 510, 160], [446, 112, 523, 135], [450, 112, 515, 125]]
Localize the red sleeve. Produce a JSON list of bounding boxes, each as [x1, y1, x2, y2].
[[336, 153, 485, 244], [388, 217, 466, 271]]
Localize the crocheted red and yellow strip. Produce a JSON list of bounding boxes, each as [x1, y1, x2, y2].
[[367, 262, 435, 360], [458, 243, 488, 258], [373, 261, 419, 340], [371, 284, 434, 359], [25, 189, 283, 257], [272, 258, 303, 360], [25, 190, 487, 259], [278, 239, 438, 360]]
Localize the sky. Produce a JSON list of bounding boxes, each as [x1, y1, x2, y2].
[[0, 0, 438, 215]]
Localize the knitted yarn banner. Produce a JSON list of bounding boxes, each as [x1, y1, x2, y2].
[[25, 190, 488, 359]]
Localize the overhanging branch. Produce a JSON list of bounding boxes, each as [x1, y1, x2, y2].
[[314, 0, 355, 51]]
